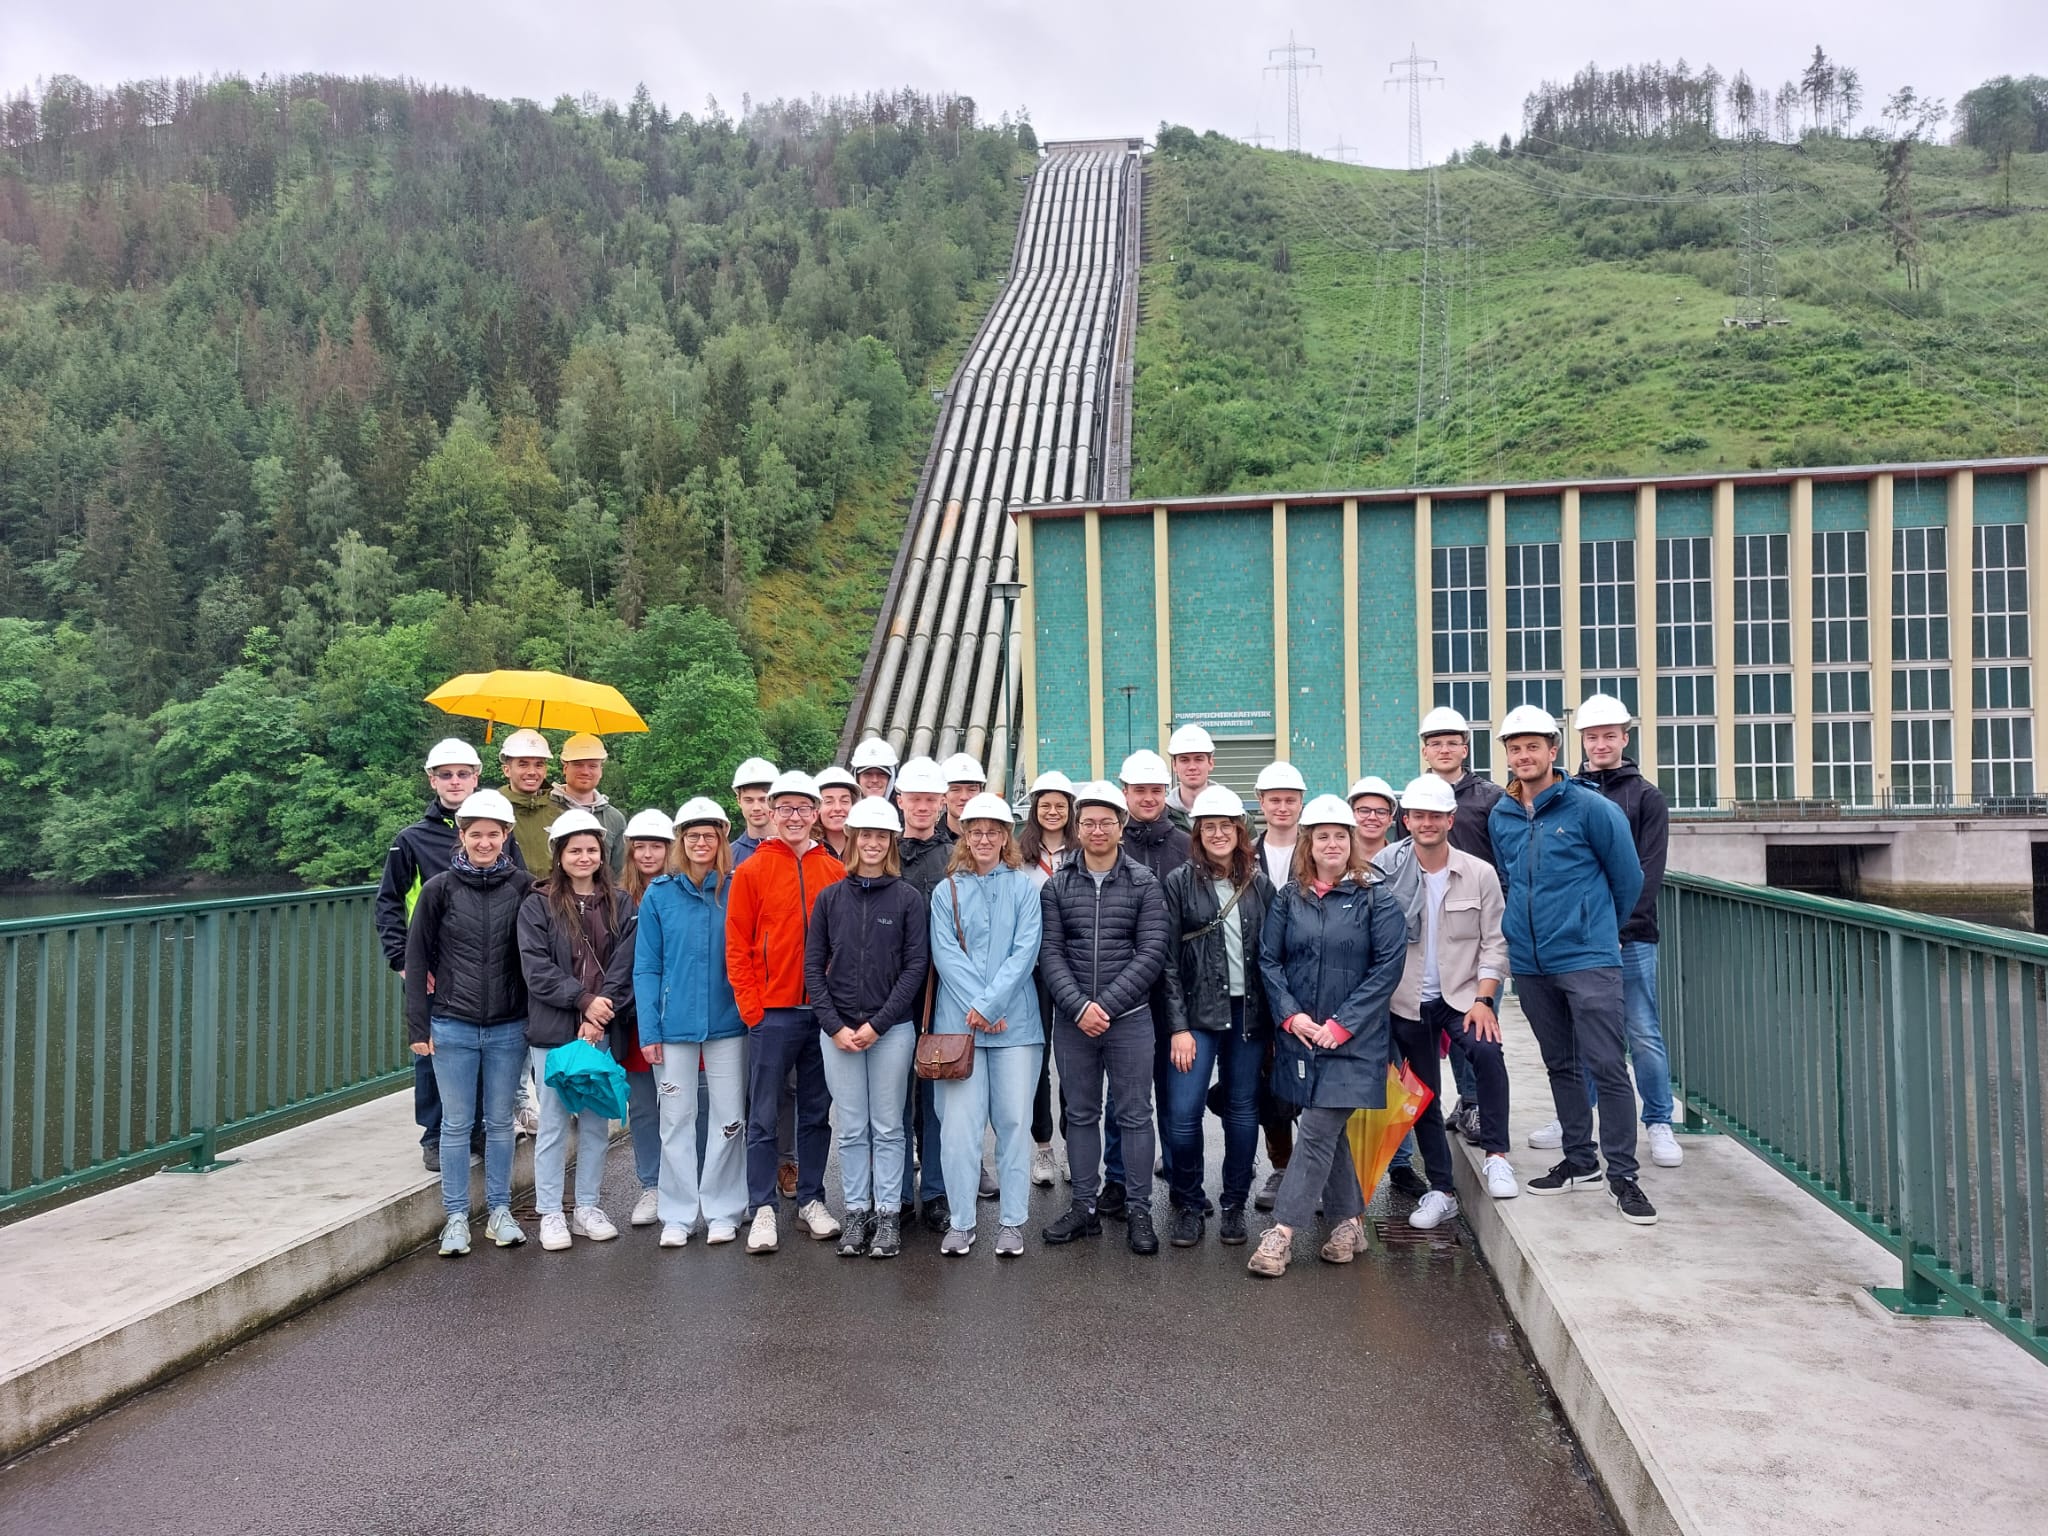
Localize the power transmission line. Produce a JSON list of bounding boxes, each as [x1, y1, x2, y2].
[[1323, 135, 1360, 164], [1245, 123, 1274, 149], [1385, 44, 1444, 171], [1266, 34, 1322, 156]]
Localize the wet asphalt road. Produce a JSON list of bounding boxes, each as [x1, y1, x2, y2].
[[3, 1146, 1615, 1536]]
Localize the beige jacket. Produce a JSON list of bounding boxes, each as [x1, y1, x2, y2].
[[1390, 846, 1508, 1017]]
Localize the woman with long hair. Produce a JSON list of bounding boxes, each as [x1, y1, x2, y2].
[[1159, 785, 1274, 1247], [614, 809, 680, 1229], [1247, 794, 1407, 1278], [929, 793, 1044, 1257], [1018, 769, 1075, 1186]]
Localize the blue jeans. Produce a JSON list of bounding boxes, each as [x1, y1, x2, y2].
[[1585, 942, 1674, 1127], [938, 1042, 1043, 1229], [627, 1069, 659, 1190], [429, 1019, 525, 1216], [529, 1045, 610, 1214], [818, 1022, 916, 1212], [745, 1008, 830, 1210], [1164, 999, 1263, 1210]]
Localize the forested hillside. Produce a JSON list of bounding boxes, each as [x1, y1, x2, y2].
[[0, 76, 1029, 886]]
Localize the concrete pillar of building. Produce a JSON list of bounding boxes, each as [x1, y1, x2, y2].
[[1487, 490, 1508, 731], [1635, 484, 1659, 777], [1152, 506, 1172, 753], [1018, 512, 1038, 784], [1713, 479, 1737, 806], [1949, 470, 1975, 803], [1868, 474, 1895, 805], [2030, 468, 2047, 795], [1084, 508, 1105, 779], [1272, 501, 1290, 762], [1791, 476, 1815, 798], [1343, 497, 1361, 781], [1413, 495, 1434, 744], [1561, 487, 1583, 715]]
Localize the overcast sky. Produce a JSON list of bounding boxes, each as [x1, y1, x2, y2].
[[4, 2, 2041, 166]]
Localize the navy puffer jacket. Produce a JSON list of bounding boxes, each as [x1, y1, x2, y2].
[[804, 873, 930, 1035], [1258, 876, 1407, 1110]]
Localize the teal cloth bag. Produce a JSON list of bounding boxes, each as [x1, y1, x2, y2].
[[542, 1038, 630, 1121]]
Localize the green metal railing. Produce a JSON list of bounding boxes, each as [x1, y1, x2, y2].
[[1659, 871, 2047, 1363], [1, 886, 407, 1214]]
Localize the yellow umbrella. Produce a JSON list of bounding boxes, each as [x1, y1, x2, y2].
[[425, 670, 647, 741]]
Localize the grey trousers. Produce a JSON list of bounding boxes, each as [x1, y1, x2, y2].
[[1273, 1104, 1365, 1231], [1517, 967, 1639, 1183], [1052, 1007, 1156, 1208]]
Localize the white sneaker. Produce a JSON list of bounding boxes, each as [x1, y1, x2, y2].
[[746, 1206, 778, 1253], [1031, 1145, 1057, 1187], [707, 1220, 739, 1245], [1527, 1119, 1564, 1150], [571, 1205, 619, 1241], [659, 1222, 690, 1248], [1647, 1123, 1684, 1167], [630, 1189, 660, 1227], [1409, 1190, 1459, 1230], [1484, 1154, 1520, 1199], [539, 1212, 572, 1251], [797, 1199, 843, 1239]]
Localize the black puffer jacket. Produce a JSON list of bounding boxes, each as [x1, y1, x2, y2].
[[804, 872, 931, 1035], [1161, 863, 1275, 1037], [404, 861, 535, 1043], [1449, 771, 1505, 869], [1038, 852, 1169, 1027], [374, 798, 526, 970], [1122, 813, 1191, 881], [1575, 758, 1668, 945], [516, 885, 638, 1050]]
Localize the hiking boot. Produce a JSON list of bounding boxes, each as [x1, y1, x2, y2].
[[422, 1144, 441, 1174], [1170, 1207, 1205, 1247], [1409, 1190, 1458, 1230], [777, 1160, 799, 1201], [437, 1214, 470, 1257], [1126, 1208, 1160, 1255], [838, 1209, 874, 1256], [1042, 1201, 1102, 1245], [1388, 1163, 1430, 1199], [1526, 1160, 1604, 1195], [1095, 1180, 1128, 1220], [1254, 1169, 1284, 1212], [1219, 1205, 1249, 1245], [1247, 1226, 1291, 1277], [484, 1206, 526, 1247], [1319, 1215, 1368, 1263], [921, 1196, 951, 1234], [1610, 1177, 1659, 1226], [868, 1212, 902, 1258], [1647, 1124, 1685, 1168]]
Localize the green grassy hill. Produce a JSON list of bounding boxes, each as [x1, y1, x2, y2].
[[1133, 128, 2048, 495]]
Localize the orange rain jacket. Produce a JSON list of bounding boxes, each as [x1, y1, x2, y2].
[[723, 835, 845, 1026]]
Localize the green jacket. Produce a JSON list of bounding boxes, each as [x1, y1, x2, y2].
[[502, 785, 562, 877]]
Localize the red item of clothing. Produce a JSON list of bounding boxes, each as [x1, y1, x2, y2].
[[723, 836, 846, 1026]]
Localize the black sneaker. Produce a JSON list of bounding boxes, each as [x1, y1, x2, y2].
[[1042, 1200, 1102, 1244], [920, 1196, 951, 1233], [1609, 1177, 1659, 1226], [1219, 1205, 1249, 1244], [838, 1210, 874, 1256], [1389, 1163, 1430, 1199], [1096, 1180, 1128, 1220], [868, 1213, 901, 1258], [421, 1144, 440, 1173], [1126, 1208, 1160, 1254], [1526, 1160, 1604, 1195], [1458, 1102, 1485, 1144], [1170, 1207, 1205, 1247]]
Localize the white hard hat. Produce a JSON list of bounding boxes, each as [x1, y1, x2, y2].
[[547, 808, 606, 845], [456, 788, 516, 825], [1419, 706, 1471, 739], [624, 809, 676, 841], [940, 753, 987, 785], [1347, 775, 1398, 808], [845, 798, 903, 834], [814, 766, 859, 794], [1029, 769, 1076, 797], [1254, 761, 1307, 794], [498, 728, 553, 760], [673, 796, 730, 830], [1498, 704, 1562, 741], [731, 756, 779, 790], [1118, 749, 1172, 786], [425, 738, 481, 770], [850, 737, 900, 771], [1399, 775, 1458, 814], [960, 791, 1014, 825], [768, 769, 821, 803], [1299, 793, 1357, 829], [1167, 724, 1216, 756], [1189, 784, 1246, 819], [1074, 780, 1129, 816], [895, 759, 948, 795], [1572, 693, 1634, 731]]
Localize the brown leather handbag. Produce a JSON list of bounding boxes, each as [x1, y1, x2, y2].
[[914, 875, 977, 1081]]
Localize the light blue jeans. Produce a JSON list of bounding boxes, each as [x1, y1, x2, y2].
[[654, 1036, 747, 1229], [1584, 941, 1674, 1127], [817, 1022, 916, 1212], [938, 1042, 1043, 1229], [530, 1045, 610, 1215], [429, 1018, 527, 1217], [626, 1069, 658, 1191]]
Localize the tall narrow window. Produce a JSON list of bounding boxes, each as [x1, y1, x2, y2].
[[1812, 530, 1872, 804], [1504, 541, 1563, 716], [1891, 526, 1953, 805], [1733, 533, 1793, 800], [1432, 544, 1492, 773], [1972, 525, 2034, 800], [1655, 536, 1716, 808]]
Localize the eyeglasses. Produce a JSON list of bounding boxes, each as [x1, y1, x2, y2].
[[1077, 819, 1119, 833], [964, 826, 1006, 840], [772, 803, 814, 818], [1355, 807, 1394, 821], [430, 768, 478, 781]]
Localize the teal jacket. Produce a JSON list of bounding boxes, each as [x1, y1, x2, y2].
[[1488, 775, 1644, 977], [632, 871, 746, 1047], [929, 865, 1044, 1048]]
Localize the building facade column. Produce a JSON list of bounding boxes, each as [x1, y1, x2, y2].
[[1713, 479, 1736, 806], [1413, 495, 1434, 744], [1342, 497, 1361, 781], [1790, 475, 1816, 798], [1487, 491, 1508, 732], [1272, 501, 1290, 762], [1867, 474, 1895, 805], [1153, 506, 1172, 753], [1634, 485, 1659, 776], [1561, 487, 1583, 716], [1084, 509, 1105, 779], [1018, 513, 1038, 784], [1948, 470, 1975, 803]]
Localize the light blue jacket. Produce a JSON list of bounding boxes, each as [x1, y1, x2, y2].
[[1488, 775, 1644, 977], [632, 872, 746, 1047], [929, 864, 1044, 1048]]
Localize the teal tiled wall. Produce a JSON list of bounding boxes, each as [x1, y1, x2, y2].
[[1168, 510, 1276, 747], [1285, 507, 1347, 793], [1031, 517, 1091, 776], [1359, 502, 1418, 783], [1099, 514, 1159, 764]]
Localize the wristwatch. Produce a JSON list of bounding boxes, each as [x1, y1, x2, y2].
[[1471, 994, 1497, 1013]]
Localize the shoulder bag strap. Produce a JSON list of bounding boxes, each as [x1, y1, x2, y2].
[[1186, 877, 1248, 941]]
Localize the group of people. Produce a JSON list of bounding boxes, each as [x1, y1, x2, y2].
[[379, 693, 1678, 1276]]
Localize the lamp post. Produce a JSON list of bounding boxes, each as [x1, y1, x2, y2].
[[1118, 684, 1139, 759], [990, 579, 1024, 796]]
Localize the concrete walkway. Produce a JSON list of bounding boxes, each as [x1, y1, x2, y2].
[[1459, 999, 2048, 1536]]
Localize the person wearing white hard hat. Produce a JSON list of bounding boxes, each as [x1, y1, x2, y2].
[[497, 728, 563, 876], [1119, 749, 1190, 1197], [812, 766, 859, 863], [1350, 771, 1434, 1202], [1158, 784, 1274, 1247], [1419, 706, 1505, 869], [804, 796, 930, 1259], [1378, 775, 1517, 1225], [404, 788, 535, 1258], [376, 737, 526, 1173], [1165, 724, 1216, 820], [1244, 795, 1407, 1278], [551, 733, 627, 878], [729, 757, 781, 865], [1039, 780, 1170, 1256], [1489, 704, 1656, 1225], [726, 768, 845, 1252], [613, 809, 683, 1228], [1558, 694, 1681, 1171], [929, 792, 1044, 1257], [892, 755, 956, 1227], [633, 799, 748, 1247], [851, 737, 899, 799], [939, 753, 986, 836], [1346, 775, 1401, 860], [1248, 760, 1308, 1211], [1018, 769, 1077, 1185]]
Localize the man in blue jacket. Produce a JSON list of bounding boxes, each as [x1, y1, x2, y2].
[[1488, 705, 1657, 1226]]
